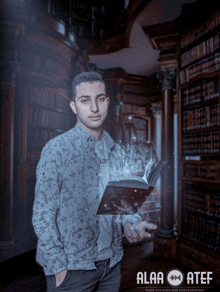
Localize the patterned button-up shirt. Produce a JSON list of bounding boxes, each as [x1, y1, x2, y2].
[[32, 123, 141, 275]]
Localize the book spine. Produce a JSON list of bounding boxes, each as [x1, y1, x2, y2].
[[182, 130, 219, 155], [181, 31, 220, 82], [182, 205, 220, 251]]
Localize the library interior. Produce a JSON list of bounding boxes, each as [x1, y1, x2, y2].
[[1, 0, 220, 291]]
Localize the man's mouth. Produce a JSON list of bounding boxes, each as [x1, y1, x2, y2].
[[89, 116, 102, 120]]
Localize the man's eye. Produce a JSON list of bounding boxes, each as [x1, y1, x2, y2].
[[81, 99, 88, 103], [98, 97, 105, 102]]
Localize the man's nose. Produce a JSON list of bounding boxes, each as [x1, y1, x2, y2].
[[90, 100, 99, 112]]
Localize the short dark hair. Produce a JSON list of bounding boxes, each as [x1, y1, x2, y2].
[[71, 71, 106, 101]]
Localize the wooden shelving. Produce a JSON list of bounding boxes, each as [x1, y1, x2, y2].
[[178, 7, 220, 284], [177, 238, 220, 285], [0, 6, 82, 262], [179, 16, 220, 85], [26, 88, 74, 151], [103, 68, 154, 144]]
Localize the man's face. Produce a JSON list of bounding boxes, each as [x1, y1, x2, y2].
[[70, 81, 109, 131]]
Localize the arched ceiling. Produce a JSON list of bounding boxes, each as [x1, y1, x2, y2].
[[2, 0, 196, 77], [89, 0, 196, 76]]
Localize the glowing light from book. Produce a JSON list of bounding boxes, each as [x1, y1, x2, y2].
[[109, 142, 156, 184]]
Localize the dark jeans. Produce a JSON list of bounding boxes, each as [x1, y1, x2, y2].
[[46, 259, 121, 292]]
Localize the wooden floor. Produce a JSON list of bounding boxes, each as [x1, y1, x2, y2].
[[1, 242, 220, 292]]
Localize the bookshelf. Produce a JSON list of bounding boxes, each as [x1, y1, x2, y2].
[[0, 5, 85, 263], [179, 10, 220, 85], [26, 89, 74, 152], [143, 1, 220, 282], [24, 88, 75, 177], [102, 68, 158, 144], [178, 8, 220, 272], [16, 87, 75, 243], [122, 104, 151, 143]]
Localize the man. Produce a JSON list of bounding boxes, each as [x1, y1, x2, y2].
[[32, 71, 156, 292]]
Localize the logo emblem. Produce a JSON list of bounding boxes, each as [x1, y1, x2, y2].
[[166, 269, 184, 286]]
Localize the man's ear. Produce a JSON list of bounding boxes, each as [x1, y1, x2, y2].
[[70, 101, 77, 115]]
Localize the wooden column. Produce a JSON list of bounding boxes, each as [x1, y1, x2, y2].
[[156, 69, 176, 238], [0, 58, 16, 246]]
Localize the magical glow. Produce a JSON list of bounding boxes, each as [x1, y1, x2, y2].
[[109, 141, 156, 183], [102, 141, 164, 218]]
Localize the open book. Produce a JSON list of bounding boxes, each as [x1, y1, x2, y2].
[[96, 159, 166, 215]]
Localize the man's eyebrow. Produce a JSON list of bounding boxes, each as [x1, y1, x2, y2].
[[97, 93, 106, 97], [79, 95, 90, 99], [78, 93, 106, 99]]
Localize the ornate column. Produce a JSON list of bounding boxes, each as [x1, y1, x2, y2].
[[156, 69, 177, 238]]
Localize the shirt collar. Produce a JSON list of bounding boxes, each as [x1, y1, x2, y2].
[[74, 122, 115, 151]]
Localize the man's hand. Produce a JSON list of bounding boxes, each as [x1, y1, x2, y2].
[[124, 221, 157, 243], [55, 268, 67, 287]]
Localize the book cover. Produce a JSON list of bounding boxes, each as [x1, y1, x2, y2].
[[97, 159, 166, 215]]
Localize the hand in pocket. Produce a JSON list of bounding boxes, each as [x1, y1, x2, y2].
[[55, 268, 68, 287]]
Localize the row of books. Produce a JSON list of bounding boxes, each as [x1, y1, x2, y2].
[[181, 33, 220, 67], [182, 78, 219, 106], [180, 10, 220, 48], [182, 103, 219, 131], [29, 91, 71, 113], [182, 130, 219, 154], [210, 194, 220, 217], [183, 190, 207, 214], [180, 52, 220, 84], [182, 211, 220, 252], [183, 162, 219, 180], [183, 191, 220, 217], [28, 106, 73, 130]]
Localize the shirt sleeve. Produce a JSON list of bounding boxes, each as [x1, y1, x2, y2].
[[32, 141, 68, 275]]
